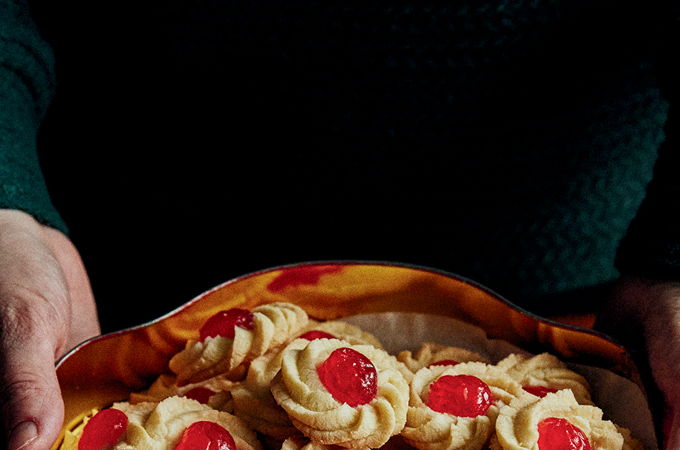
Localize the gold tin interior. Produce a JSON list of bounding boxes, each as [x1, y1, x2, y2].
[[53, 262, 642, 448]]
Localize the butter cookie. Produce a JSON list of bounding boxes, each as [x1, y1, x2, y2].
[[401, 362, 524, 450], [297, 320, 383, 348], [64, 396, 261, 450], [397, 342, 489, 373], [495, 353, 592, 405], [233, 320, 382, 439], [270, 338, 409, 448], [169, 302, 308, 384], [129, 373, 236, 412], [494, 390, 641, 450]]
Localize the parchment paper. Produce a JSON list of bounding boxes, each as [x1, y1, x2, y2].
[[343, 312, 657, 449]]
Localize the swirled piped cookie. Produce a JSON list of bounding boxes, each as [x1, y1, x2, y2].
[[63, 396, 262, 450], [270, 338, 409, 448], [495, 353, 592, 405], [279, 434, 410, 450], [297, 320, 384, 349], [169, 302, 309, 384], [232, 338, 310, 440], [401, 362, 525, 450], [232, 320, 384, 439], [493, 389, 643, 450], [129, 373, 236, 412], [397, 342, 490, 373], [281, 435, 347, 450]]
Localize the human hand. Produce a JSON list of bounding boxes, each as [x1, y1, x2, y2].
[[0, 210, 99, 450], [597, 276, 680, 450]]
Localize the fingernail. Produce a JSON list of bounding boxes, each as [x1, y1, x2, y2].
[[9, 421, 38, 450]]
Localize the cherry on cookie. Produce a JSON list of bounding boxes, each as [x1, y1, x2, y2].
[[317, 347, 378, 407], [184, 387, 217, 404], [299, 330, 336, 340], [175, 421, 237, 450], [426, 374, 493, 418], [78, 408, 128, 450], [537, 417, 591, 450], [200, 309, 255, 341]]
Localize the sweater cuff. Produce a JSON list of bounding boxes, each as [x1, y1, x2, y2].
[[0, 68, 68, 233]]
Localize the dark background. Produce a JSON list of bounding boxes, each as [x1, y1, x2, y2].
[[27, 1, 669, 331], [29, 1, 326, 331], [31, 0, 472, 331]]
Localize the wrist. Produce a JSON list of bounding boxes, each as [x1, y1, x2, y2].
[[0, 209, 41, 231], [598, 276, 680, 348]]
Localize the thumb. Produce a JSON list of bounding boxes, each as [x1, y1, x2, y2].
[[0, 211, 73, 449], [0, 310, 65, 450]]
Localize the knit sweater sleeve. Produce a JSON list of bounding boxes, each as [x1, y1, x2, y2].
[[615, 6, 680, 280], [0, 0, 67, 232]]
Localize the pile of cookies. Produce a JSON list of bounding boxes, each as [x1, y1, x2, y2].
[[62, 302, 644, 450]]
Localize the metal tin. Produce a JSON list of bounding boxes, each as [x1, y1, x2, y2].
[[52, 261, 643, 448]]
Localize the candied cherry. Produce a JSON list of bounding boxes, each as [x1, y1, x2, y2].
[[426, 374, 493, 417], [428, 359, 459, 368], [184, 387, 216, 404], [317, 347, 377, 407], [523, 385, 559, 398], [537, 417, 591, 450], [174, 421, 236, 450], [199, 308, 254, 341], [78, 408, 128, 450], [299, 330, 336, 340]]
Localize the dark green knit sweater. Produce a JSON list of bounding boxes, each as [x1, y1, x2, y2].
[[1, 0, 678, 309], [0, 0, 64, 230]]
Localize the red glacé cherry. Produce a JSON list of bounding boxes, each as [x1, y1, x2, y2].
[[428, 359, 459, 368], [199, 308, 254, 341], [426, 374, 493, 417], [537, 417, 591, 450], [299, 330, 336, 340], [523, 385, 559, 398], [317, 347, 378, 407], [184, 387, 216, 404], [174, 421, 236, 450], [78, 408, 128, 450]]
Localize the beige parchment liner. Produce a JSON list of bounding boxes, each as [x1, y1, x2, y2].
[[342, 312, 656, 449]]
